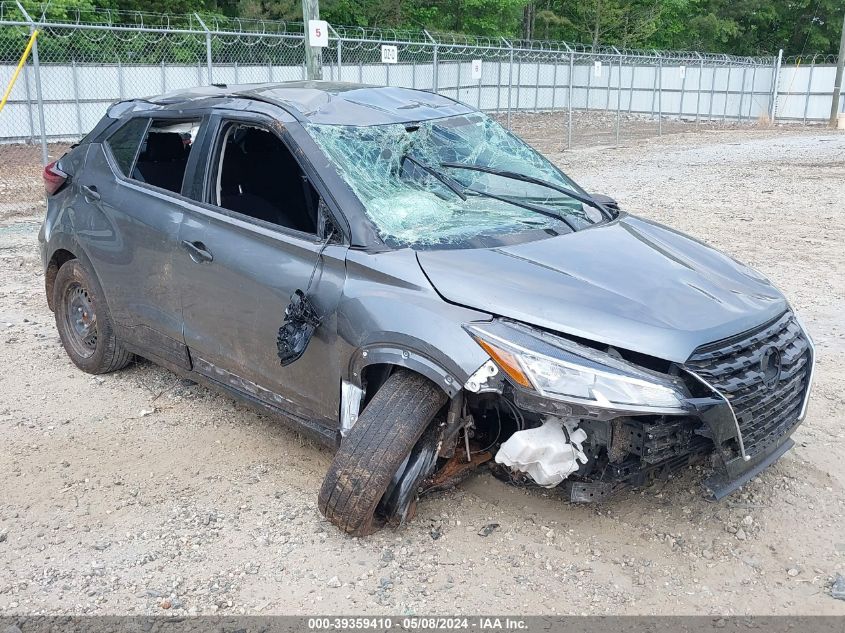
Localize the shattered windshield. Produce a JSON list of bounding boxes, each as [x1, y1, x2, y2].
[[306, 113, 600, 248]]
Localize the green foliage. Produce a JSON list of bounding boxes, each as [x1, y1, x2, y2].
[[1, 0, 842, 61]]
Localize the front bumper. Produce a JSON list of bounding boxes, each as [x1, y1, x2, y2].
[[483, 310, 814, 500], [704, 437, 794, 500]]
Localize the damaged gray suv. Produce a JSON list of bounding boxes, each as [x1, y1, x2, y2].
[[40, 81, 815, 536]]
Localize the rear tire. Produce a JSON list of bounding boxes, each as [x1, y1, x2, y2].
[[318, 369, 448, 536], [53, 259, 133, 374]]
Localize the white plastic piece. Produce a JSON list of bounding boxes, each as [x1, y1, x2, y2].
[[464, 360, 499, 393], [340, 380, 364, 437], [495, 417, 588, 488]]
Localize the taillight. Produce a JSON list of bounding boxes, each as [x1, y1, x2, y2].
[[43, 160, 68, 196]]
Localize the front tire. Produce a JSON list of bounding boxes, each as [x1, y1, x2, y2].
[[53, 259, 132, 374], [318, 369, 448, 536]]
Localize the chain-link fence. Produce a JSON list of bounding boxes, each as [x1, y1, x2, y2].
[[1, 2, 841, 164]]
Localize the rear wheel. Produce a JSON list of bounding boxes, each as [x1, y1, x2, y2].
[[318, 369, 448, 536], [53, 260, 133, 374]]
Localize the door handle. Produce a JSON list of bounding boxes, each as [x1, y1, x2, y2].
[[181, 240, 214, 263], [81, 184, 100, 201]]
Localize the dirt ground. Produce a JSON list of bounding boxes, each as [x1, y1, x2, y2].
[[1, 117, 844, 616]]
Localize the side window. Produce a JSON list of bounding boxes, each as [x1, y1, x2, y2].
[[105, 118, 148, 176], [132, 120, 200, 194], [210, 122, 319, 234]]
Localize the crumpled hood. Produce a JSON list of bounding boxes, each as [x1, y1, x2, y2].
[[416, 215, 787, 363]]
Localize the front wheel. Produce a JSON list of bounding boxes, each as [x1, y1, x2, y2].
[[53, 259, 133, 374], [318, 369, 448, 536]]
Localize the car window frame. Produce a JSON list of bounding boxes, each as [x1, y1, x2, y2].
[[103, 116, 150, 179], [191, 112, 350, 246], [102, 113, 206, 199]]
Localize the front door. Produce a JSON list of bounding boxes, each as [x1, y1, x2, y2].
[[175, 116, 348, 425]]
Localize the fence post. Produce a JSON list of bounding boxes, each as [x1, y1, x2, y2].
[[425, 31, 438, 93], [433, 44, 439, 93], [616, 53, 622, 146], [737, 66, 747, 123], [657, 54, 663, 135], [608, 47, 620, 112], [503, 38, 514, 129], [195, 13, 213, 85], [15, 1, 47, 164], [748, 64, 757, 119], [496, 58, 503, 113], [117, 59, 125, 99], [567, 52, 574, 149], [770, 49, 783, 122], [649, 56, 658, 118], [71, 60, 82, 137], [30, 34, 47, 162], [22, 64, 35, 143], [722, 65, 731, 123], [695, 53, 703, 124], [455, 56, 460, 101], [328, 24, 342, 79], [477, 52, 482, 110], [803, 56, 815, 124]]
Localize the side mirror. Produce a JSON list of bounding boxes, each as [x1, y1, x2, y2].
[[590, 193, 620, 213]]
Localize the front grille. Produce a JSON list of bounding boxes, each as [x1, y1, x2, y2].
[[684, 311, 811, 457]]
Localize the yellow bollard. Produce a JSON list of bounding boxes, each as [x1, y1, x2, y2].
[[0, 29, 40, 114]]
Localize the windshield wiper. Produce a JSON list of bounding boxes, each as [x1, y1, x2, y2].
[[463, 187, 578, 232], [440, 162, 612, 220], [399, 154, 578, 232], [401, 154, 577, 232], [401, 154, 467, 201]]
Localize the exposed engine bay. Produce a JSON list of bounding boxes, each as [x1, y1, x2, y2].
[[425, 388, 716, 506], [346, 310, 813, 522]]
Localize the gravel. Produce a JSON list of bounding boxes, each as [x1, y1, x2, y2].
[[0, 119, 844, 616]]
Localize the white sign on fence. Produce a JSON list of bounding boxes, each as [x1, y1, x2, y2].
[[471, 59, 482, 80], [308, 20, 328, 47], [594, 60, 602, 77], [679, 65, 686, 79], [381, 45, 398, 64]]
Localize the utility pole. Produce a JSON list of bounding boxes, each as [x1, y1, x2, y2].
[[302, 0, 323, 80], [830, 10, 845, 126]]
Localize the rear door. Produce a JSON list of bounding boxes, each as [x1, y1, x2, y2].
[[175, 111, 349, 425], [74, 115, 204, 368]]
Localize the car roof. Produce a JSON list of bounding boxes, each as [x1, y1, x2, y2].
[[131, 81, 475, 125]]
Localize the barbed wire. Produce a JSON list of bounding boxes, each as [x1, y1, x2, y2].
[[0, 2, 803, 65], [783, 54, 838, 65]]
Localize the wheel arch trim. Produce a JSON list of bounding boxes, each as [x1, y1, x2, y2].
[[348, 345, 461, 399], [44, 234, 107, 312]]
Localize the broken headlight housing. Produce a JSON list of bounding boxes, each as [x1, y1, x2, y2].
[[465, 320, 690, 414]]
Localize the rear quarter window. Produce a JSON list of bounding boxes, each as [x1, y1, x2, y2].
[[105, 118, 201, 195], [105, 118, 148, 176]]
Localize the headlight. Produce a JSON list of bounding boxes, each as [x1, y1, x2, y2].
[[464, 320, 690, 414]]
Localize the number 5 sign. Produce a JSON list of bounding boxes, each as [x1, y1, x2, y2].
[[308, 20, 328, 47]]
